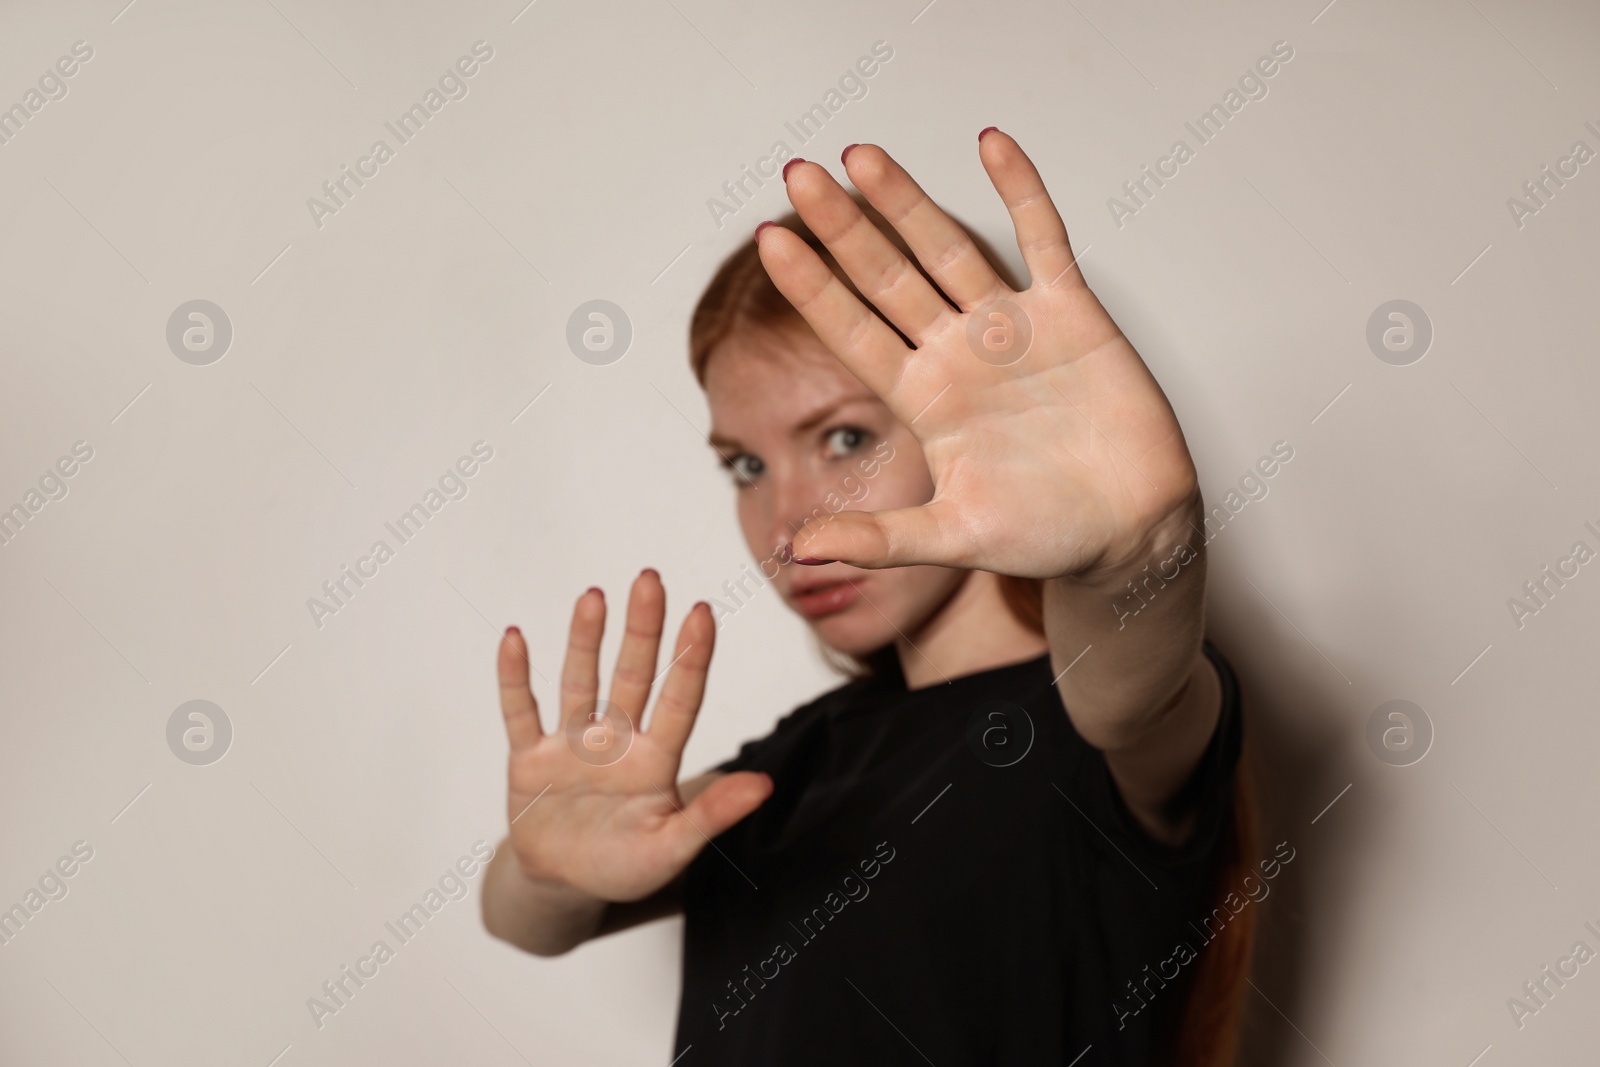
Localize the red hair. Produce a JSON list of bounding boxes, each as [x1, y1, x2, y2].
[[689, 206, 1255, 1065]]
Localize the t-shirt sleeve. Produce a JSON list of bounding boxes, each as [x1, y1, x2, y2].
[[704, 683, 853, 775], [1052, 637, 1244, 870], [713, 736, 765, 774]]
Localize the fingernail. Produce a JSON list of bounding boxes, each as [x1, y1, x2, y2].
[[505, 625, 521, 637], [781, 157, 806, 181], [585, 586, 602, 597], [794, 556, 835, 566], [978, 126, 1000, 142], [754, 220, 776, 243], [840, 143, 860, 166], [640, 567, 659, 580]]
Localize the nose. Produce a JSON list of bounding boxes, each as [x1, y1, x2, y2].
[[766, 465, 834, 563]]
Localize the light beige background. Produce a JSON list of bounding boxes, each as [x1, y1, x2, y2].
[[2, 0, 1597, 1063]]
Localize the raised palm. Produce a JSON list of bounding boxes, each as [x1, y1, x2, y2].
[[496, 571, 770, 902], [762, 133, 1200, 582]]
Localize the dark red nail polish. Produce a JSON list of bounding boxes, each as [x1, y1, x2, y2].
[[840, 143, 860, 166], [794, 556, 835, 566], [755, 220, 776, 242], [978, 126, 1000, 142], [782, 157, 806, 181]]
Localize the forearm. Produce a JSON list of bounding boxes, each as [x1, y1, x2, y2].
[[480, 837, 606, 957], [1043, 491, 1209, 749]]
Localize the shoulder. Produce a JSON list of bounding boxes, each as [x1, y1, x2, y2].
[[709, 670, 878, 775]]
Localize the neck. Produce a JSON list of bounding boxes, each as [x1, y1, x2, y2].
[[896, 571, 1049, 690]]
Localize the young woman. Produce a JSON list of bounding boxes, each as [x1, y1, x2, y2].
[[481, 129, 1256, 1065]]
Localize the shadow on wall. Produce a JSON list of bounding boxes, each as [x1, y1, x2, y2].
[[1215, 600, 1366, 1067]]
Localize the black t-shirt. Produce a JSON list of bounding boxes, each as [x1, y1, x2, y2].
[[673, 638, 1244, 1065]]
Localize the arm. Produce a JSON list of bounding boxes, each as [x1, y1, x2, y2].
[[757, 133, 1227, 846], [1045, 494, 1222, 845]]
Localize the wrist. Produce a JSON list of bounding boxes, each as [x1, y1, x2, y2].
[[1059, 492, 1206, 593], [505, 853, 592, 905]]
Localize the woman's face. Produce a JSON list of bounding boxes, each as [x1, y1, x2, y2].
[[703, 316, 966, 657]]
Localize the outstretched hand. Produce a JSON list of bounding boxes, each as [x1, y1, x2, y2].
[[496, 570, 771, 903], [759, 131, 1200, 583]]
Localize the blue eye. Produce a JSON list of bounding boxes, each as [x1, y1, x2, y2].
[[825, 427, 868, 457], [722, 453, 763, 486]]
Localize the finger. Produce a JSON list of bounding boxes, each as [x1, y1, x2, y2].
[[976, 128, 1084, 291], [782, 159, 955, 346], [756, 224, 911, 405], [646, 600, 716, 754], [497, 625, 543, 749], [678, 771, 773, 842], [608, 568, 665, 725], [841, 143, 1009, 310], [792, 500, 966, 571], [559, 587, 606, 729]]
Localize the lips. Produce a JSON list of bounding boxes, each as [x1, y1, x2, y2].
[[790, 576, 862, 619]]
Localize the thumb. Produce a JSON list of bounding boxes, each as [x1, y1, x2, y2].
[[680, 771, 773, 839], [792, 502, 959, 570]]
